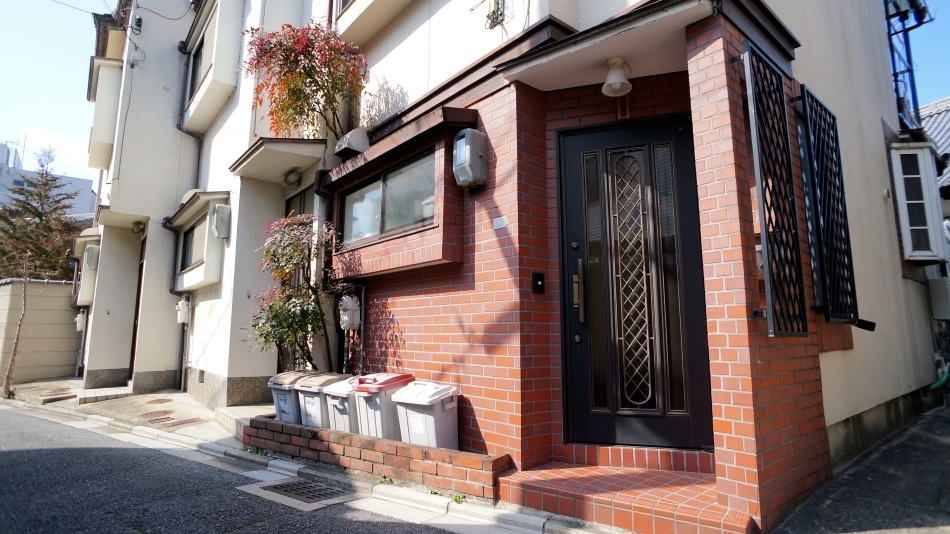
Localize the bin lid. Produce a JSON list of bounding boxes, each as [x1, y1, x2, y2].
[[354, 372, 415, 393], [391, 381, 456, 405], [323, 376, 360, 397], [296, 373, 350, 392], [268, 370, 319, 387]]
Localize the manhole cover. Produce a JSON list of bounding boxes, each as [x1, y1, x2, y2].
[[139, 410, 173, 419], [146, 398, 172, 404], [261, 480, 347, 504]]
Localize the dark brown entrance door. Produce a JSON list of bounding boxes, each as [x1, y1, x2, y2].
[[559, 118, 713, 449]]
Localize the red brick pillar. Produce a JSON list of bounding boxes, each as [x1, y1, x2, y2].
[[685, 15, 832, 530]]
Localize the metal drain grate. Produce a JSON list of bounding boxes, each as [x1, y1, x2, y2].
[[139, 410, 173, 419], [261, 480, 347, 504], [163, 417, 201, 427]]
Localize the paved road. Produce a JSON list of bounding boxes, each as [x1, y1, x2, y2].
[[0, 405, 450, 534]]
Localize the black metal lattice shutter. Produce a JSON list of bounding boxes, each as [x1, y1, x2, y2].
[[799, 85, 859, 323], [743, 42, 808, 336]]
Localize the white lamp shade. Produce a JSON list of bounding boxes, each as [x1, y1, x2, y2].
[[602, 58, 632, 97]]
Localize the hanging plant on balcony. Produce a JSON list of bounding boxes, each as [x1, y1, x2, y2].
[[249, 215, 342, 372], [244, 21, 367, 139]]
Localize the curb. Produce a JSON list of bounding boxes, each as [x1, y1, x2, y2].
[[3, 397, 545, 532]]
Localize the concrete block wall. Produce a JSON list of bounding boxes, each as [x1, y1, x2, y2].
[[0, 281, 79, 384]]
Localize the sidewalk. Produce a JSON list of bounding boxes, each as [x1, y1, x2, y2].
[[775, 405, 950, 533]]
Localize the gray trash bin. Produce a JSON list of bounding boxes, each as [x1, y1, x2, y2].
[[392, 381, 458, 449], [268, 370, 318, 424], [354, 372, 415, 440], [296, 373, 350, 428], [323, 376, 360, 434]]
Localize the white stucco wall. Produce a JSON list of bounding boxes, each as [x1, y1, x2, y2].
[[105, 1, 196, 220], [766, 0, 937, 426], [85, 226, 140, 373], [183, 0, 319, 380], [129, 220, 181, 374]]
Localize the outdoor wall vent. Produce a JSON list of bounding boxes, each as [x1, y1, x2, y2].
[[335, 127, 369, 159], [211, 204, 231, 239], [84, 245, 101, 270]]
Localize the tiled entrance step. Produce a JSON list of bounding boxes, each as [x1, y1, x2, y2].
[[499, 463, 755, 534]]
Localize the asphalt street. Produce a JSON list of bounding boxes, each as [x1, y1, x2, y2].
[[0, 406, 450, 534]]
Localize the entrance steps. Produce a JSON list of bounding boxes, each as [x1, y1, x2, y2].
[[499, 463, 756, 533]]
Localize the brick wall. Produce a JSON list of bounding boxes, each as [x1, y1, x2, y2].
[[244, 416, 511, 499], [685, 15, 832, 530], [342, 84, 559, 469]]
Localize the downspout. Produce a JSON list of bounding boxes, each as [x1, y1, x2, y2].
[[162, 217, 189, 391], [166, 42, 203, 392]]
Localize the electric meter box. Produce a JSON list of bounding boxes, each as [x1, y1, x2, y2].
[[354, 373, 415, 440], [267, 371, 320, 424], [392, 381, 459, 449], [452, 128, 488, 188], [295, 373, 350, 428], [323, 377, 361, 434]]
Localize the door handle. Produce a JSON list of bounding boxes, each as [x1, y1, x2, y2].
[[573, 258, 585, 323]]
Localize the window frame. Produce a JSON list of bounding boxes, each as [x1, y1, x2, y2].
[[179, 217, 208, 273], [339, 149, 436, 246], [890, 143, 946, 262]]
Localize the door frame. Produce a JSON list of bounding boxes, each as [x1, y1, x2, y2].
[[555, 115, 713, 448]]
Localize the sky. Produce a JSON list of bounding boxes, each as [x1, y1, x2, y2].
[[0, 0, 948, 187]]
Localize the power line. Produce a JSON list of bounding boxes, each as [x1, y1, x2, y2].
[[49, 0, 96, 15]]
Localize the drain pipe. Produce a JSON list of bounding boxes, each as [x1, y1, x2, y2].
[[162, 217, 190, 391], [167, 39, 203, 392]]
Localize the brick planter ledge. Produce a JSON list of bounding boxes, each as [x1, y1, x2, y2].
[[243, 415, 511, 499]]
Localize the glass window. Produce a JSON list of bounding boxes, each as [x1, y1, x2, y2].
[[189, 40, 204, 100], [181, 218, 207, 270], [285, 188, 315, 217], [342, 152, 434, 242]]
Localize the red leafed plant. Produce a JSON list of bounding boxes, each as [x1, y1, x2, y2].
[[249, 215, 343, 372], [244, 21, 367, 139]]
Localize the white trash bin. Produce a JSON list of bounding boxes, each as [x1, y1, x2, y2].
[[267, 370, 318, 424], [323, 376, 361, 434], [392, 381, 459, 449], [296, 373, 350, 428], [354, 373, 415, 440]]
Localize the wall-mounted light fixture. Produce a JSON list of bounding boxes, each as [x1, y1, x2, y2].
[[283, 170, 303, 187], [131, 222, 145, 234], [602, 57, 632, 97]]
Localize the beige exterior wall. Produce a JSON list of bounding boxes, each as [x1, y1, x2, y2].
[[85, 226, 141, 375], [0, 281, 80, 384], [766, 0, 936, 425]]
